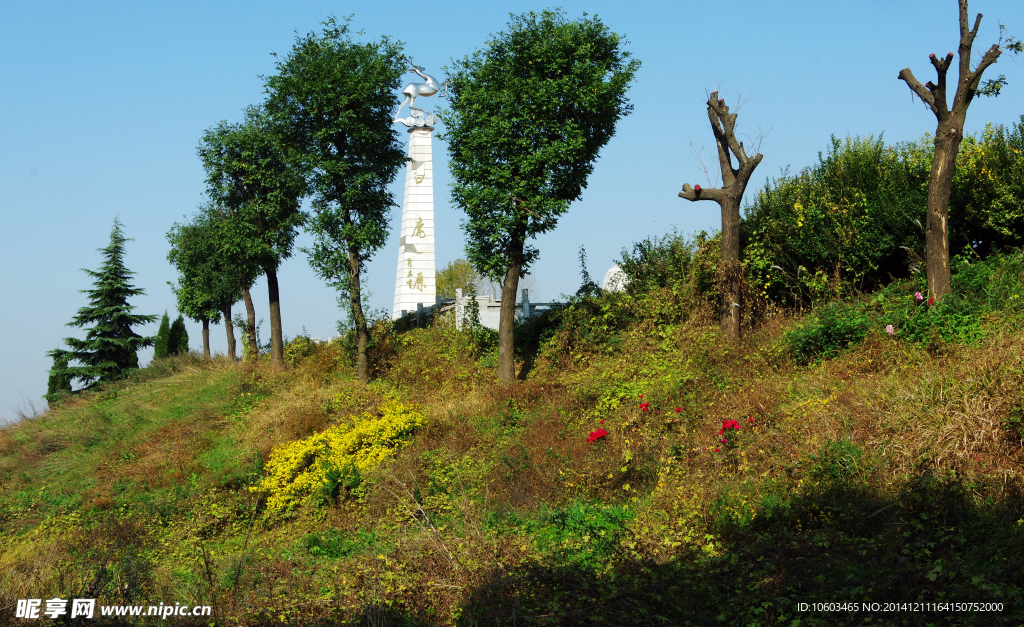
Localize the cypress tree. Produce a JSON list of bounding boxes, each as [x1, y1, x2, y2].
[[44, 353, 73, 405], [169, 315, 189, 355], [154, 311, 171, 359], [48, 218, 157, 388]]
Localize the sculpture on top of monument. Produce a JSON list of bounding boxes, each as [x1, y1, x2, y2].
[[393, 58, 443, 128]]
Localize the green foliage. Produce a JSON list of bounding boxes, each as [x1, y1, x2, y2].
[[167, 202, 246, 328], [618, 229, 720, 304], [153, 311, 171, 359], [518, 501, 633, 571], [744, 135, 930, 304], [263, 17, 405, 312], [48, 218, 157, 388], [435, 259, 483, 300], [950, 118, 1024, 254], [283, 333, 318, 367], [168, 314, 189, 355], [807, 439, 864, 486], [441, 9, 640, 283], [784, 302, 871, 365], [303, 528, 376, 559], [44, 353, 72, 405]]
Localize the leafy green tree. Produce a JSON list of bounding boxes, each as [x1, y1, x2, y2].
[[263, 17, 406, 382], [436, 259, 484, 299], [199, 106, 306, 367], [48, 218, 157, 388], [44, 353, 72, 405], [167, 203, 250, 360], [153, 311, 171, 359], [169, 314, 189, 355], [440, 10, 639, 382]]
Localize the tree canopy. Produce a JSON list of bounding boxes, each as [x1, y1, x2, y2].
[[440, 9, 639, 381], [198, 106, 306, 366], [263, 16, 407, 382]]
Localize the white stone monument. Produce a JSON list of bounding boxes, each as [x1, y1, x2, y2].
[[392, 58, 442, 319]]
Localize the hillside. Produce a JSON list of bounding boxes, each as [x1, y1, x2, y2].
[[3, 250, 1024, 626]]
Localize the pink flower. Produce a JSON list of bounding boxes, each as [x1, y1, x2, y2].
[[885, 324, 895, 336], [915, 292, 923, 301]]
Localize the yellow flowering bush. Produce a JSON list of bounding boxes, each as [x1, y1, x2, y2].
[[255, 400, 424, 512]]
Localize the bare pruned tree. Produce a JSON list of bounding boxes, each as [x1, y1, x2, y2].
[[679, 91, 764, 342], [898, 0, 1021, 301]]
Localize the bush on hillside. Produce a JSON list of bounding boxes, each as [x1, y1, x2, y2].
[[951, 117, 1024, 255], [255, 400, 424, 512], [784, 301, 871, 365], [743, 135, 930, 306]]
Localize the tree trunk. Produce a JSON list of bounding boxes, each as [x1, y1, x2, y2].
[[240, 282, 258, 359], [720, 195, 743, 342], [498, 240, 523, 383], [223, 303, 237, 360], [347, 243, 370, 383], [266, 265, 284, 368], [926, 121, 962, 300], [201, 318, 211, 359]]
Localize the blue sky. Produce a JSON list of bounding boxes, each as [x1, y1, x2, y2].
[[2, 0, 1022, 420]]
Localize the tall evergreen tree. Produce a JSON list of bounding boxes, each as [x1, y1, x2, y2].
[[153, 311, 171, 359], [169, 314, 189, 355], [48, 218, 157, 388]]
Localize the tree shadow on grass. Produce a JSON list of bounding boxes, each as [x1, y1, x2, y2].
[[459, 472, 1024, 626]]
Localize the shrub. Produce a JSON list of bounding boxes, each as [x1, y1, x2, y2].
[[743, 135, 930, 305], [255, 400, 425, 512], [283, 333, 318, 367], [784, 302, 870, 364]]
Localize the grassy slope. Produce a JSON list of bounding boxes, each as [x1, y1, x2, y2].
[[2, 275, 1024, 626]]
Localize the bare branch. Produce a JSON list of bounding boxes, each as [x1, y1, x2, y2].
[[898, 67, 939, 115], [688, 139, 719, 188], [678, 182, 725, 203]]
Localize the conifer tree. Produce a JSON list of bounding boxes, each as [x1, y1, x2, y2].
[[154, 311, 171, 359], [44, 354, 72, 405], [169, 315, 189, 355], [48, 218, 157, 388]]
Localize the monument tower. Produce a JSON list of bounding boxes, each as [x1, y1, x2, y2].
[[392, 59, 442, 318]]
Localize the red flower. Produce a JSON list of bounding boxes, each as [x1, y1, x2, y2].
[[639, 402, 651, 411], [928, 297, 934, 305], [749, 417, 754, 423], [715, 448, 720, 452], [638, 394, 643, 399], [586, 428, 608, 443], [599, 419, 605, 424], [675, 407, 682, 413]]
